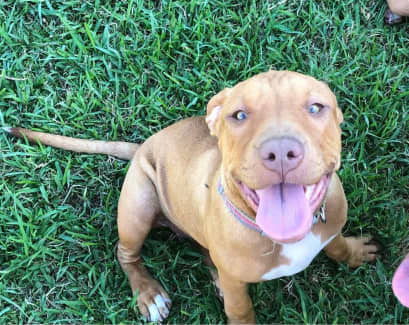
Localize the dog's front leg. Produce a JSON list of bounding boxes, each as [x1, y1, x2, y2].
[[218, 270, 255, 324], [117, 157, 171, 322]]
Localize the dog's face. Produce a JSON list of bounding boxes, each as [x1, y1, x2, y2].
[[206, 71, 343, 243]]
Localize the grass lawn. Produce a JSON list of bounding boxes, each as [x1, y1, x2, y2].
[[1, 0, 409, 323]]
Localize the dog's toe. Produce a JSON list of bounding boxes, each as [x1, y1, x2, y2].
[[143, 295, 171, 322], [147, 302, 162, 322], [153, 294, 171, 320], [143, 294, 171, 322], [136, 284, 171, 322]]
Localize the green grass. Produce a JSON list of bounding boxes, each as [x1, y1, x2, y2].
[[0, 0, 408, 323]]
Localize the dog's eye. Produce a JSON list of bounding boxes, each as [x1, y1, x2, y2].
[[308, 103, 324, 114], [232, 110, 248, 121]]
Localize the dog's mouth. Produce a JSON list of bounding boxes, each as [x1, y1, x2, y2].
[[236, 174, 331, 243]]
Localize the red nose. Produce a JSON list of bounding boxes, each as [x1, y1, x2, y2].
[[259, 137, 304, 176]]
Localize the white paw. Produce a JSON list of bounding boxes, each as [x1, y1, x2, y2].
[[147, 294, 171, 322]]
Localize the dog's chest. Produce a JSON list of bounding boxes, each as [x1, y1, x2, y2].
[[261, 232, 336, 280]]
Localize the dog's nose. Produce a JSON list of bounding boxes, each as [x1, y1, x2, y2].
[[259, 137, 304, 176]]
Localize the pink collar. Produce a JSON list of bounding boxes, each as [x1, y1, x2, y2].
[[217, 179, 264, 233], [217, 178, 326, 236]]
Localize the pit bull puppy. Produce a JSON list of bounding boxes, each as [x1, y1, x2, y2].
[[393, 254, 409, 307], [4, 71, 379, 323], [385, 0, 409, 24]]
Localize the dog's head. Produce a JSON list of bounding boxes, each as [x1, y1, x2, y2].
[[206, 71, 343, 243]]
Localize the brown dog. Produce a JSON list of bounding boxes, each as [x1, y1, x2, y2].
[[4, 71, 379, 323]]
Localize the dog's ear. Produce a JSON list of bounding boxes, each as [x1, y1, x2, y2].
[[206, 88, 231, 136], [335, 106, 343, 124]]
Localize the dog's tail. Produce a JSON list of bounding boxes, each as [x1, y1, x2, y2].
[[2, 127, 139, 160]]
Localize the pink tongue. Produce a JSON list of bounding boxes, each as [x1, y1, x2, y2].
[[392, 254, 409, 308], [255, 184, 312, 243]]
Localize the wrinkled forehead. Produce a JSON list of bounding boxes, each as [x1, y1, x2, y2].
[[225, 72, 336, 110]]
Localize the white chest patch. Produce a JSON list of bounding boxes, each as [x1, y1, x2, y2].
[[261, 232, 337, 280]]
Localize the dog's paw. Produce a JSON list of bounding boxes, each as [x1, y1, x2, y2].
[[345, 235, 380, 268], [136, 283, 171, 322]]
